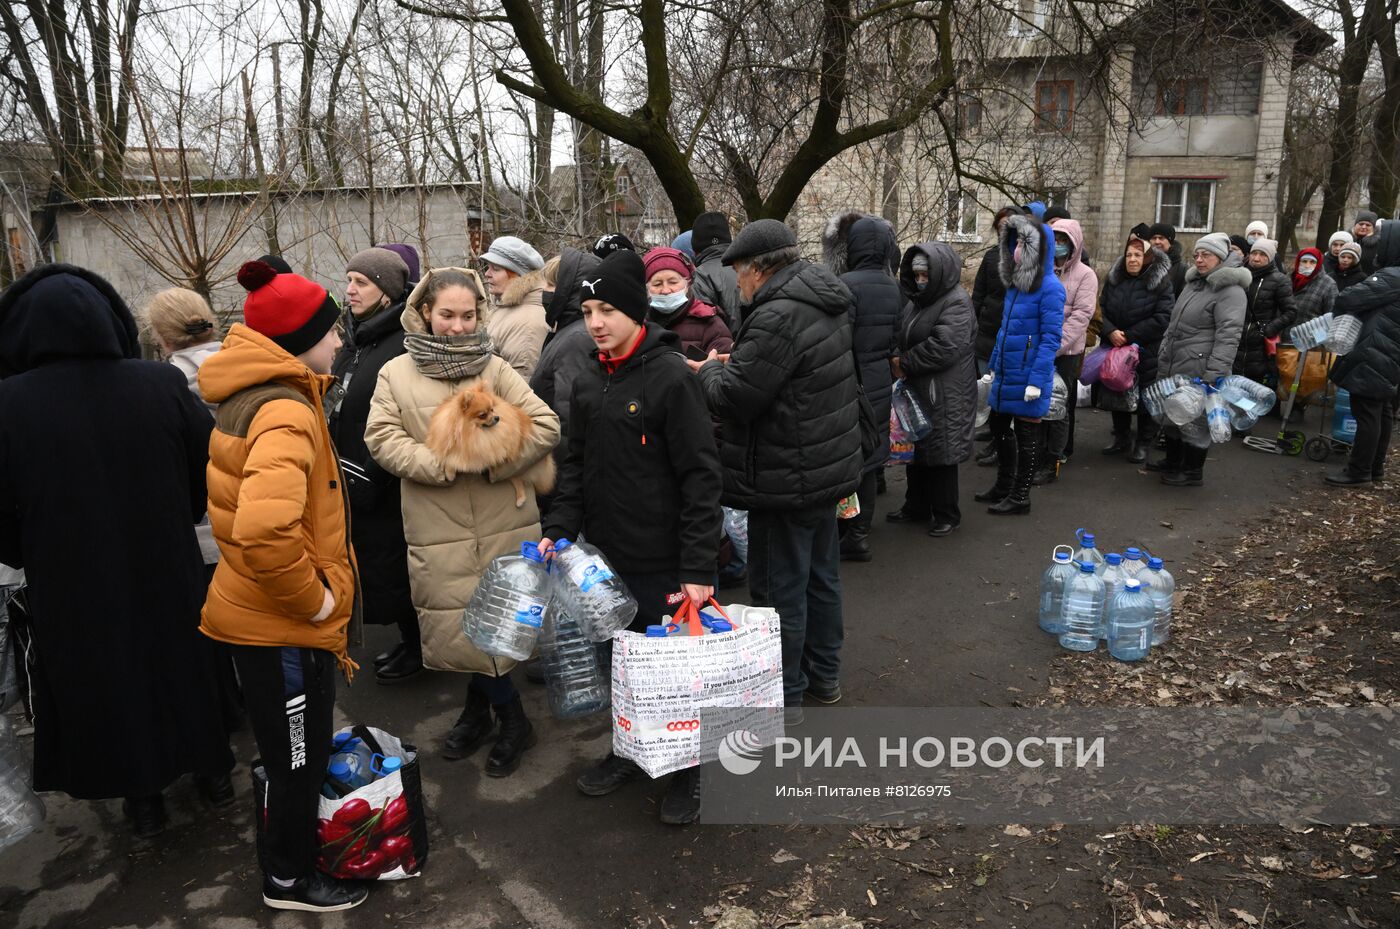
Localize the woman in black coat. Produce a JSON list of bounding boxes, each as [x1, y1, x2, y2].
[[887, 242, 978, 536], [0, 265, 234, 834], [332, 247, 420, 683], [823, 211, 901, 562], [1098, 235, 1174, 463], [971, 207, 1021, 461], [1235, 240, 1297, 385]]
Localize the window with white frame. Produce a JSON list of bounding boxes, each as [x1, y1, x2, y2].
[[944, 190, 980, 239], [1008, 0, 1046, 36], [1154, 179, 1216, 232]]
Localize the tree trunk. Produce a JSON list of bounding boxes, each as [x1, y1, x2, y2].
[[1369, 26, 1400, 218]]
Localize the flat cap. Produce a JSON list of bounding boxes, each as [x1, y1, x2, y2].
[[721, 219, 798, 267]]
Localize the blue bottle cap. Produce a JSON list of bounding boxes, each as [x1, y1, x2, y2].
[[328, 760, 352, 778], [332, 733, 357, 749], [1125, 547, 1142, 559], [1124, 578, 1141, 591], [1079, 561, 1097, 574], [555, 539, 573, 551], [1079, 532, 1096, 547], [1148, 557, 1165, 570], [708, 620, 733, 633], [1054, 551, 1072, 563], [1105, 553, 1123, 565], [381, 757, 403, 774], [522, 542, 546, 562], [645, 624, 669, 637]]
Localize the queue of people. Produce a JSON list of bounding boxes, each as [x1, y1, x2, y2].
[[0, 202, 1395, 913]]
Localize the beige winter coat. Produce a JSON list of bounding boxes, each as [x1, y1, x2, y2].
[[488, 270, 549, 378], [365, 298, 560, 674]]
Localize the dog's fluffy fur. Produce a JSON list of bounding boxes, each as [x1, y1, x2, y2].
[[425, 384, 556, 507]]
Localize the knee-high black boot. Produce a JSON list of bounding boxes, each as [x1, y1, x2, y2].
[[974, 425, 1017, 502], [988, 419, 1041, 515]]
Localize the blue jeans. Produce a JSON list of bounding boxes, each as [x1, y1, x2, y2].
[[747, 503, 844, 705]]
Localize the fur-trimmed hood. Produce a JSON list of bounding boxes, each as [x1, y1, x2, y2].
[[1107, 245, 1172, 291], [496, 268, 546, 308], [998, 214, 1053, 293], [1184, 254, 1253, 291], [823, 211, 898, 276]]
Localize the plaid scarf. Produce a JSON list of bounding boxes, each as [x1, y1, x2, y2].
[[403, 330, 496, 380]]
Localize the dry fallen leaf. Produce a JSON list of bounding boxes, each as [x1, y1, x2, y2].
[[1002, 825, 1032, 838], [1229, 907, 1259, 926], [867, 888, 878, 906]]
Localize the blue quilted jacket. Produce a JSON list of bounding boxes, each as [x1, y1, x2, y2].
[[988, 215, 1065, 418]]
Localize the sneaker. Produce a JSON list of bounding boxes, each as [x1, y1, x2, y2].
[[262, 872, 368, 912], [659, 766, 703, 825], [577, 752, 644, 797], [805, 682, 841, 705]]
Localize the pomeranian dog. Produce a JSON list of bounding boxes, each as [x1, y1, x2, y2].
[[425, 383, 556, 507]]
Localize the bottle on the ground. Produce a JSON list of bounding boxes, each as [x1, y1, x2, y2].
[[1073, 529, 1106, 574], [538, 596, 610, 719], [1097, 553, 1126, 640], [1142, 557, 1176, 646], [1106, 577, 1154, 661], [1058, 561, 1105, 652], [550, 539, 639, 642], [462, 542, 550, 661], [1122, 547, 1147, 578], [1039, 545, 1077, 635]]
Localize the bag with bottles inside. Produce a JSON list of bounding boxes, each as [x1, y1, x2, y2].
[[252, 725, 428, 882], [612, 598, 784, 778]]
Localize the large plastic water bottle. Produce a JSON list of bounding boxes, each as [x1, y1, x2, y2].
[[1038, 545, 1077, 635], [1058, 561, 1105, 652], [551, 539, 639, 642], [462, 542, 550, 660], [1205, 389, 1233, 443], [0, 717, 43, 852], [538, 597, 610, 719], [1073, 529, 1106, 574], [1121, 547, 1147, 578], [327, 735, 373, 790], [1142, 557, 1176, 646], [1333, 390, 1357, 443], [1107, 578, 1154, 661], [1098, 553, 1126, 639]]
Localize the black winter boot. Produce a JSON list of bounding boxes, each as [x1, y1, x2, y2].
[[443, 689, 494, 760], [485, 697, 536, 777], [974, 429, 1017, 502], [988, 419, 1040, 515], [1161, 445, 1206, 487], [839, 522, 872, 562], [1145, 436, 1185, 474], [1101, 433, 1132, 455]]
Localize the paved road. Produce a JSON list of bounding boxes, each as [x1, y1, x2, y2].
[[0, 407, 1320, 928]]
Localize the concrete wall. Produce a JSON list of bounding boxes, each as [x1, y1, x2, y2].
[[52, 186, 495, 321], [1119, 155, 1260, 254]]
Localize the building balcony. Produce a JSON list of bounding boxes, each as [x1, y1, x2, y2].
[[1126, 116, 1259, 158]]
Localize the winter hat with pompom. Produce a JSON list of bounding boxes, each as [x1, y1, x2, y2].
[[237, 260, 340, 356]]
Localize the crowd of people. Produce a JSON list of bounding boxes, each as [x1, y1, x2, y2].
[[0, 199, 1396, 912]]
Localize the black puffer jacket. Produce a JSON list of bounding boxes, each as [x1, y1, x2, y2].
[[1163, 240, 1188, 300], [691, 242, 742, 327], [328, 300, 414, 627], [1234, 265, 1297, 381], [897, 243, 977, 466], [1330, 262, 1368, 292], [1331, 223, 1400, 399], [532, 247, 602, 460], [1098, 246, 1174, 385], [698, 260, 862, 510], [823, 211, 900, 471], [970, 245, 1005, 361], [542, 324, 723, 583]]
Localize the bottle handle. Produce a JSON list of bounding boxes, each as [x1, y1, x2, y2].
[[1053, 544, 1074, 562], [1075, 527, 1087, 546]]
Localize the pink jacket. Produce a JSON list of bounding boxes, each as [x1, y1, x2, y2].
[[1049, 218, 1098, 357]]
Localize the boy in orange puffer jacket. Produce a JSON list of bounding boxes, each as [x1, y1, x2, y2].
[[198, 260, 366, 913]]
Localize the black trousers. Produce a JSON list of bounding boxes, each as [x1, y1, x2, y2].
[[1347, 394, 1395, 478], [1111, 409, 1158, 443], [903, 463, 961, 525], [1047, 353, 1083, 460], [232, 644, 336, 881]]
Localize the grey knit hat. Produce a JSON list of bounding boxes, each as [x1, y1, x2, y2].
[[911, 253, 930, 273], [1355, 210, 1379, 227], [722, 219, 798, 267], [1193, 233, 1231, 261], [1340, 242, 1364, 262], [346, 247, 410, 301], [1249, 237, 1279, 262], [481, 235, 544, 276]]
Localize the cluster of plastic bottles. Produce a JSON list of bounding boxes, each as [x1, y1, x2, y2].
[[1038, 529, 1176, 662], [0, 715, 43, 851], [1326, 315, 1362, 355], [322, 733, 407, 799], [1290, 312, 1333, 351], [1144, 374, 1275, 445]]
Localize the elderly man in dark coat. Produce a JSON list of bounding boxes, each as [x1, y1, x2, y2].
[[823, 211, 900, 562], [0, 264, 234, 837]]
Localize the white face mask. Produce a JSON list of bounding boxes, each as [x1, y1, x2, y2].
[[1247, 234, 1261, 245], [1298, 258, 1318, 275], [649, 291, 688, 313]]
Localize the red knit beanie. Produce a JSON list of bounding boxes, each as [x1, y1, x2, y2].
[[237, 260, 340, 355], [642, 247, 694, 283]]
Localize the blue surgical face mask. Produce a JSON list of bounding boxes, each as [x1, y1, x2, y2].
[[649, 291, 688, 312], [1247, 234, 1261, 244], [1054, 242, 1071, 260]]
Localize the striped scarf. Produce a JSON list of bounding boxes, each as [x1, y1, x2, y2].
[[403, 330, 496, 381]]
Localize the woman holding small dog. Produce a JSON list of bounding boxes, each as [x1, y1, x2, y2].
[[365, 267, 560, 777]]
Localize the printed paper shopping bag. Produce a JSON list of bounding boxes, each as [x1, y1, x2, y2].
[[253, 725, 428, 881], [611, 600, 784, 778]]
